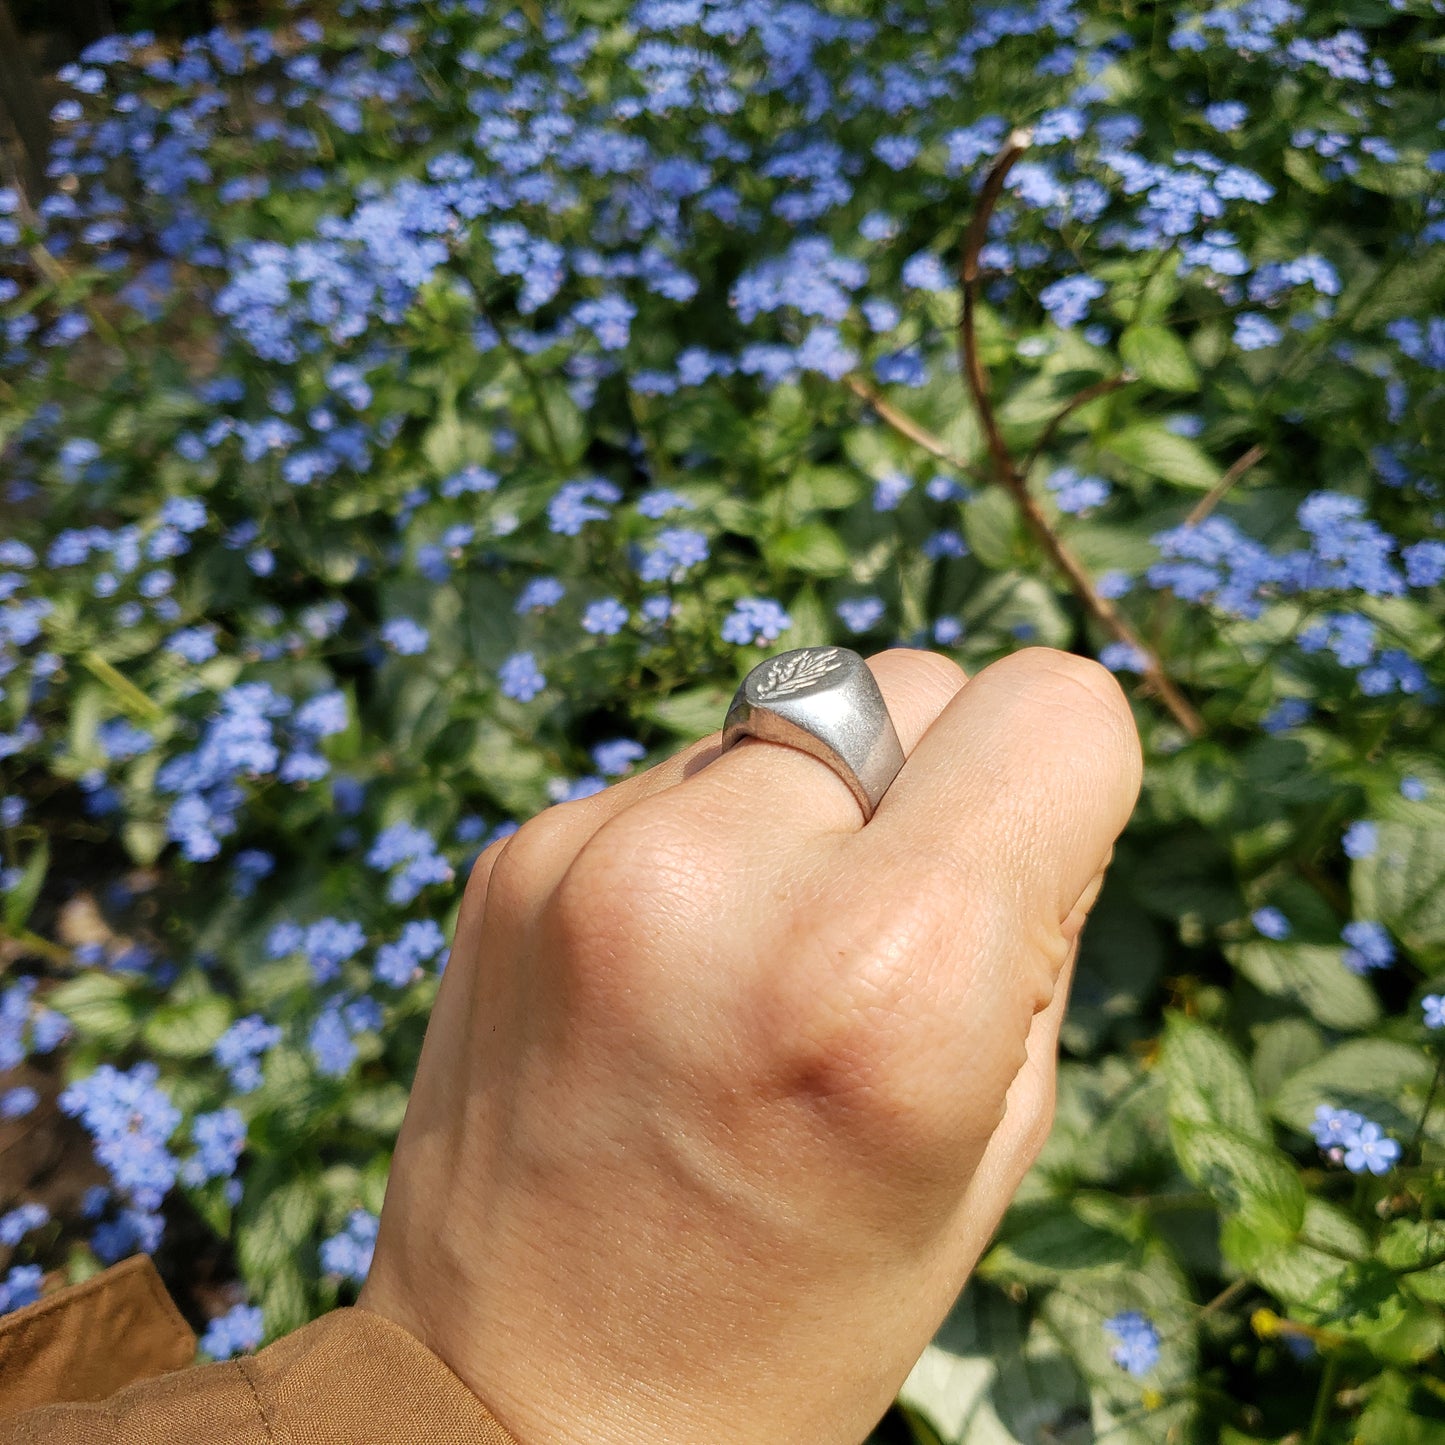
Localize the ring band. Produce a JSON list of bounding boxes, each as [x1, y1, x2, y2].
[[719, 646, 905, 822]]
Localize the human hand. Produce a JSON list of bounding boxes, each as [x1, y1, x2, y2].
[[358, 646, 1142, 1445]]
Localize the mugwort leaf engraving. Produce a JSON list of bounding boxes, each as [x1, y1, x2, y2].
[[755, 647, 845, 699]]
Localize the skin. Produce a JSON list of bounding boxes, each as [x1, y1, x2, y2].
[[359, 645, 1143, 1445]]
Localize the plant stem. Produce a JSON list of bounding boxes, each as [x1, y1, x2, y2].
[[956, 128, 1034, 488], [949, 132, 1205, 738], [1022, 370, 1135, 477], [851, 376, 1206, 736], [80, 651, 164, 721], [842, 376, 988, 484], [0, 928, 71, 965], [1185, 443, 1268, 526], [461, 272, 566, 467], [1406, 1052, 1445, 1162], [1305, 1352, 1341, 1445], [1197, 1276, 1250, 1320]]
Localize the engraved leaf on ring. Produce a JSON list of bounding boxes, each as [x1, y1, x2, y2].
[[755, 647, 845, 699]]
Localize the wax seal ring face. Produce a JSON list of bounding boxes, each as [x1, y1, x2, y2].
[[720, 645, 906, 822]]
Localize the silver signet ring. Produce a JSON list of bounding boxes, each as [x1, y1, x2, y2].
[[719, 646, 906, 823]]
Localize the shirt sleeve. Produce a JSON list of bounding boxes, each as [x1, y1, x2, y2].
[[0, 1256, 519, 1445]]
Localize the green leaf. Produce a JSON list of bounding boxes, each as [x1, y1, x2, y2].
[[1250, 1018, 1325, 1103], [640, 684, 730, 740], [961, 573, 1071, 650], [1063, 888, 1163, 1055], [256, 1256, 314, 1339], [521, 378, 588, 465], [3, 837, 48, 932], [1170, 1119, 1306, 1239], [1104, 421, 1222, 491], [465, 720, 552, 814], [246, 1045, 335, 1145], [1309, 1261, 1444, 1366], [47, 972, 139, 1049], [1160, 1013, 1270, 1142], [1120, 324, 1199, 392], [1352, 820, 1445, 960], [1225, 940, 1382, 1032], [1039, 1241, 1199, 1437], [960, 489, 1020, 570], [1378, 1220, 1445, 1273], [1353, 1371, 1445, 1445], [774, 582, 825, 647], [764, 520, 851, 576], [236, 1173, 321, 1283], [1380, 1221, 1445, 1304], [981, 1199, 1134, 1286], [1228, 1198, 1367, 1305], [1282, 147, 1330, 195], [1346, 247, 1445, 331], [141, 992, 233, 1060], [1151, 745, 1241, 828], [121, 820, 168, 868], [900, 1285, 1090, 1444], [787, 464, 865, 515], [1271, 1040, 1434, 1141], [1129, 828, 1241, 928], [344, 1082, 411, 1135]]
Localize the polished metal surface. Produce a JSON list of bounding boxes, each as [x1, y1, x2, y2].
[[719, 646, 905, 822]]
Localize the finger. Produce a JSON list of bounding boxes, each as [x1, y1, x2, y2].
[[645, 648, 969, 855], [943, 945, 1079, 1283], [473, 646, 962, 916], [770, 650, 1134, 1159], [861, 647, 1142, 927], [472, 731, 725, 925]]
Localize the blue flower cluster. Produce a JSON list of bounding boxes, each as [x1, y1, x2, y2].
[[0, 1203, 50, 1247], [374, 919, 448, 988], [320, 1209, 379, 1283], [1341, 920, 1395, 976], [58, 1063, 181, 1259], [214, 1015, 283, 1094], [1147, 493, 1438, 699], [1104, 1310, 1160, 1375], [1310, 1105, 1402, 1175], [1, 979, 70, 1073], [365, 822, 455, 905], [199, 1302, 265, 1360]]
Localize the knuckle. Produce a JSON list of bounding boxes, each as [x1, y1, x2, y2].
[[484, 808, 582, 920], [544, 807, 722, 993], [467, 832, 513, 891], [460, 832, 514, 915], [755, 894, 964, 1172]]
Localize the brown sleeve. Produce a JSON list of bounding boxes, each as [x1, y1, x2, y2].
[[0, 1255, 196, 1417], [0, 1259, 519, 1444]]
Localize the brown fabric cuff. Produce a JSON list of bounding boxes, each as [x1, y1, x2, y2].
[[0, 1258, 518, 1445], [0, 1255, 197, 1418], [238, 1306, 520, 1443]]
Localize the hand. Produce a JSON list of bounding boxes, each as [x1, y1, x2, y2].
[[358, 646, 1142, 1445]]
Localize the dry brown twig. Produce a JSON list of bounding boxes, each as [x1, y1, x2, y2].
[[1186, 442, 1267, 526], [842, 375, 989, 485], [850, 128, 1206, 739]]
